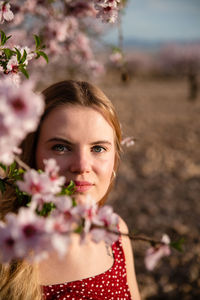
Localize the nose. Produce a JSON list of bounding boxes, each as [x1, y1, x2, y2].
[[69, 150, 91, 174]]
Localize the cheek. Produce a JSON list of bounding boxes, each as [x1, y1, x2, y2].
[[95, 156, 115, 180]]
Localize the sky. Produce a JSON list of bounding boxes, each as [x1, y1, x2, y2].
[[104, 0, 200, 45]]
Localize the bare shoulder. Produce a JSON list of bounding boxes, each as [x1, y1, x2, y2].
[[118, 215, 129, 234], [117, 215, 141, 300]]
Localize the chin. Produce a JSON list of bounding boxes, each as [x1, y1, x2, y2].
[[73, 193, 97, 205]]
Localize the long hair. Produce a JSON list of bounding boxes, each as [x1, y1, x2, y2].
[[0, 80, 122, 300]]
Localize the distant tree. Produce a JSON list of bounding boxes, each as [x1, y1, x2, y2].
[[159, 43, 200, 101]]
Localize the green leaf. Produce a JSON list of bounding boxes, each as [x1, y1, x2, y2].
[[111, 46, 122, 53], [8, 161, 17, 177], [3, 48, 15, 59], [37, 202, 56, 217], [0, 178, 6, 194], [11, 167, 25, 181], [170, 238, 185, 252], [36, 50, 49, 63], [15, 191, 32, 209], [66, 180, 75, 192], [60, 180, 76, 196], [18, 168, 25, 175], [5, 35, 12, 42], [0, 30, 6, 46], [20, 49, 27, 64], [72, 198, 77, 207], [34, 35, 41, 49], [14, 47, 21, 62], [18, 65, 29, 79], [74, 225, 83, 234]]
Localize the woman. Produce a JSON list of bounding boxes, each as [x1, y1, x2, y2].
[[0, 80, 140, 300]]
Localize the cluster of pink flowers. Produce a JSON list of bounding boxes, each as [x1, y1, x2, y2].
[[0, 79, 44, 164], [94, 0, 121, 23], [0, 159, 119, 262], [0, 0, 123, 80], [3, 45, 35, 85]]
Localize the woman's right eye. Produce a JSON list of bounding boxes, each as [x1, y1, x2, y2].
[[51, 144, 69, 153]]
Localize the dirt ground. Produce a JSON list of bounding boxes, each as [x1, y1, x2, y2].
[[97, 74, 200, 300]]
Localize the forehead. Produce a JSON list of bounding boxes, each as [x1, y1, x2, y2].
[[39, 105, 115, 142]]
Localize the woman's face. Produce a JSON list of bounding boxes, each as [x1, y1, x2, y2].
[[35, 105, 115, 204]]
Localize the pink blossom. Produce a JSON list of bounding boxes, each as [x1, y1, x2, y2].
[[30, 194, 56, 211], [44, 158, 60, 178], [121, 136, 135, 147], [6, 72, 21, 86], [43, 158, 66, 190], [6, 46, 34, 77], [6, 56, 19, 74], [90, 205, 119, 244], [0, 79, 44, 164], [110, 52, 123, 64], [17, 159, 65, 197], [15, 46, 35, 65], [75, 33, 93, 60], [17, 169, 51, 196], [0, 208, 49, 262], [0, 80, 44, 138], [145, 234, 171, 271], [94, 0, 120, 23], [45, 214, 71, 257], [72, 201, 98, 239], [45, 17, 78, 44], [0, 1, 14, 24], [48, 195, 76, 229], [65, 17, 79, 39], [0, 140, 21, 165], [17, 169, 64, 197], [54, 195, 73, 214]]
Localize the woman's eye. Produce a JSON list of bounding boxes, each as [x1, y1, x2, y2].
[[92, 145, 106, 153], [52, 144, 69, 153]]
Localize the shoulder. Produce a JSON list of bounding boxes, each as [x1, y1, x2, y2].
[[117, 216, 131, 259], [117, 215, 141, 300], [118, 215, 129, 234]]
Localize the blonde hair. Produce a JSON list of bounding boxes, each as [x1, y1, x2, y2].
[[0, 261, 41, 300], [0, 80, 122, 299]]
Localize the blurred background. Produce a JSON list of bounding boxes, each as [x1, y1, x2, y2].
[[100, 1, 200, 299]]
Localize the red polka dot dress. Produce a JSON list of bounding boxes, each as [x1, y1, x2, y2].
[[42, 237, 132, 299]]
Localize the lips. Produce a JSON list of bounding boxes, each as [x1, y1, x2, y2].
[[66, 180, 93, 193]]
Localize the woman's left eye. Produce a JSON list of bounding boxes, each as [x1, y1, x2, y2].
[[92, 145, 106, 153]]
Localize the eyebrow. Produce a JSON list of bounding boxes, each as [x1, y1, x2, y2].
[[46, 137, 113, 146]]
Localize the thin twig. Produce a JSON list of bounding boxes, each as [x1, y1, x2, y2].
[[93, 225, 164, 246], [14, 155, 30, 171]]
